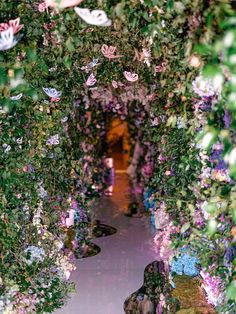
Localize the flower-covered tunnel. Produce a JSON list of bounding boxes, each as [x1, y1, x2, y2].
[[1, 0, 236, 313]]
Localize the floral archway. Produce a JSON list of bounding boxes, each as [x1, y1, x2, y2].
[[1, 0, 236, 313]]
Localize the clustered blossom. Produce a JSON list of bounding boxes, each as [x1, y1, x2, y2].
[[24, 246, 45, 265], [200, 270, 224, 306], [170, 249, 199, 277], [38, 181, 48, 199], [192, 75, 221, 98], [0, 289, 38, 314], [153, 202, 169, 230], [91, 85, 153, 118], [191, 72, 229, 307], [154, 221, 179, 260], [55, 253, 76, 281], [46, 134, 60, 146]]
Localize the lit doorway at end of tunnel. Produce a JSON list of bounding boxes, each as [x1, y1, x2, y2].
[[106, 118, 131, 171]]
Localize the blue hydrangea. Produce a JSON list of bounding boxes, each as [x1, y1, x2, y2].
[[171, 248, 200, 277], [24, 246, 45, 265]]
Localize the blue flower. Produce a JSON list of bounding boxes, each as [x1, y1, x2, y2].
[[171, 249, 200, 277]]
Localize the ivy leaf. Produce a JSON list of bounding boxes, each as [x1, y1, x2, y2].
[[226, 281, 236, 301], [181, 222, 190, 234]]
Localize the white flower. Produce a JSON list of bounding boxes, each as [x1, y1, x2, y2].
[[74, 7, 111, 26], [229, 54, 236, 65], [0, 27, 21, 51], [38, 185, 48, 199], [177, 116, 186, 129], [212, 74, 223, 92], [33, 201, 43, 226], [200, 132, 214, 149], [80, 58, 99, 72], [2, 144, 11, 153], [61, 116, 68, 123], [224, 147, 236, 166], [161, 20, 166, 28], [223, 31, 234, 47], [46, 134, 60, 146], [192, 75, 221, 98], [10, 76, 25, 88], [16, 137, 23, 144]]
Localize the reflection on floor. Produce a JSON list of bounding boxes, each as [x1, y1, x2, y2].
[[54, 174, 156, 314], [124, 260, 180, 313]]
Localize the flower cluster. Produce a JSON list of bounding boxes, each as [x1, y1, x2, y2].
[[200, 270, 224, 306]]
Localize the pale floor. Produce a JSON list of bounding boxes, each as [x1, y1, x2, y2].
[[55, 174, 156, 314]]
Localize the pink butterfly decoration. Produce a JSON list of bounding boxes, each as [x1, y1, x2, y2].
[[0, 18, 23, 34], [101, 44, 122, 59], [123, 71, 138, 82], [112, 80, 124, 89], [86, 73, 97, 86], [155, 62, 167, 73], [50, 97, 60, 103]]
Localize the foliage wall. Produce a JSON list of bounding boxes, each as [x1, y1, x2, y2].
[[0, 1, 104, 313]]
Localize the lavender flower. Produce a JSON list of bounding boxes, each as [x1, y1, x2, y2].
[[46, 134, 60, 146], [223, 109, 231, 128], [200, 270, 224, 306]]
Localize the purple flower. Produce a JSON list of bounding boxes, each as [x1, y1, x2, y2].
[[223, 109, 231, 128], [46, 134, 60, 146], [200, 270, 224, 306]]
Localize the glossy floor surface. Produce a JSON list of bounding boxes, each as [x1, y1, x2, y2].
[[55, 174, 156, 314]]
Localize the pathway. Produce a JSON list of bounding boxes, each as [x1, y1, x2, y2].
[[55, 173, 156, 314]]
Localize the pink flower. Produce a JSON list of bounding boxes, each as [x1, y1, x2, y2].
[[86, 73, 97, 86], [155, 62, 167, 73], [153, 221, 178, 261], [38, 1, 49, 12], [101, 44, 122, 59], [0, 18, 23, 34], [123, 71, 138, 82]]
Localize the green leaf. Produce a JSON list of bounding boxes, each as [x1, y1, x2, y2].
[[226, 281, 236, 301], [181, 222, 190, 234]]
